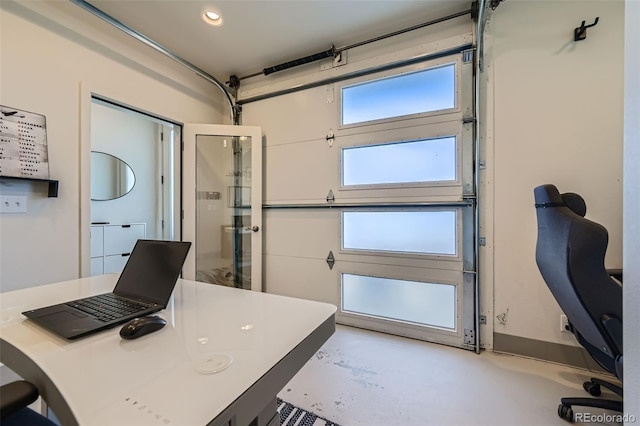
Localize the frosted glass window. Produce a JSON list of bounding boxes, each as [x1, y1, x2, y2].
[[342, 274, 456, 329], [342, 64, 455, 125], [342, 137, 456, 186], [342, 210, 456, 255]]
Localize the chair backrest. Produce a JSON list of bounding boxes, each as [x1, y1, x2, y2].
[[533, 184, 622, 368]]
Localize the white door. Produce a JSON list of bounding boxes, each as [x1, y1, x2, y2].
[[183, 124, 262, 291]]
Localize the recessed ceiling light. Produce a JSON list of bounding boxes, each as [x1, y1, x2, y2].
[[205, 11, 219, 20], [203, 10, 223, 26]]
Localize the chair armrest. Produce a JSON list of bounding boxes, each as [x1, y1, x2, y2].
[[0, 381, 39, 418], [607, 268, 623, 282]]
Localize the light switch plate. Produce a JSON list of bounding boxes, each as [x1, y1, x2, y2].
[[0, 195, 27, 213]]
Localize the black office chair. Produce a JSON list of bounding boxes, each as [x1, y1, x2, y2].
[[533, 184, 623, 422], [0, 380, 57, 426]]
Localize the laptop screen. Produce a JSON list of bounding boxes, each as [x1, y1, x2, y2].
[[114, 240, 191, 306]]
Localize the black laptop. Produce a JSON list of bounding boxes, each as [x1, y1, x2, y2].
[[23, 239, 191, 340]]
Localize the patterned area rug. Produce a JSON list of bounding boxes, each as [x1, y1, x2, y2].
[[277, 398, 341, 426]]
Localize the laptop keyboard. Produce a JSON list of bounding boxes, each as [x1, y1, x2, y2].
[[66, 294, 150, 322]]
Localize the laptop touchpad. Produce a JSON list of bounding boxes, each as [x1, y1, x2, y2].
[[41, 310, 87, 323]]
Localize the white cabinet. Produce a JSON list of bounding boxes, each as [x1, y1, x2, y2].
[[90, 226, 104, 276], [90, 223, 146, 275]]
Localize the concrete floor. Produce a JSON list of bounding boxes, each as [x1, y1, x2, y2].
[[279, 325, 622, 426]]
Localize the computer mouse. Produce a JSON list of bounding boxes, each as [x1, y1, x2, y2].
[[119, 315, 166, 339]]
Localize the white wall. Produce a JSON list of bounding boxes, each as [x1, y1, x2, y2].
[[488, 0, 624, 346], [0, 0, 223, 292], [90, 102, 159, 237]]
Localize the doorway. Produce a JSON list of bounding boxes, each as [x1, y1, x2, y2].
[[88, 97, 181, 276]]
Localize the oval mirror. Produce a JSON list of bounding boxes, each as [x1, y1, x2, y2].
[[90, 151, 136, 201]]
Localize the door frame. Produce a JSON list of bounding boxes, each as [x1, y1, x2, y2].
[[79, 85, 183, 278]]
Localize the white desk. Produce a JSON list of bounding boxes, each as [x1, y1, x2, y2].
[[0, 275, 336, 425]]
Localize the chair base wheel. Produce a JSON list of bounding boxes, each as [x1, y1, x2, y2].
[[558, 404, 574, 422], [583, 381, 602, 396]]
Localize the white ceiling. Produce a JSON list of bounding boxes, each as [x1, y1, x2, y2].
[[86, 0, 471, 84]]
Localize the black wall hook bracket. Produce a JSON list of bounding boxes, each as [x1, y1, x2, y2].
[[574, 17, 599, 41]]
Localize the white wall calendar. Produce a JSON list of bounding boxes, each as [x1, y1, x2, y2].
[[0, 105, 50, 179]]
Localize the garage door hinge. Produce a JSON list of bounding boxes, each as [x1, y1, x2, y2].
[[464, 329, 475, 344], [462, 49, 474, 63], [326, 130, 335, 147], [326, 251, 335, 270], [326, 189, 335, 205]]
